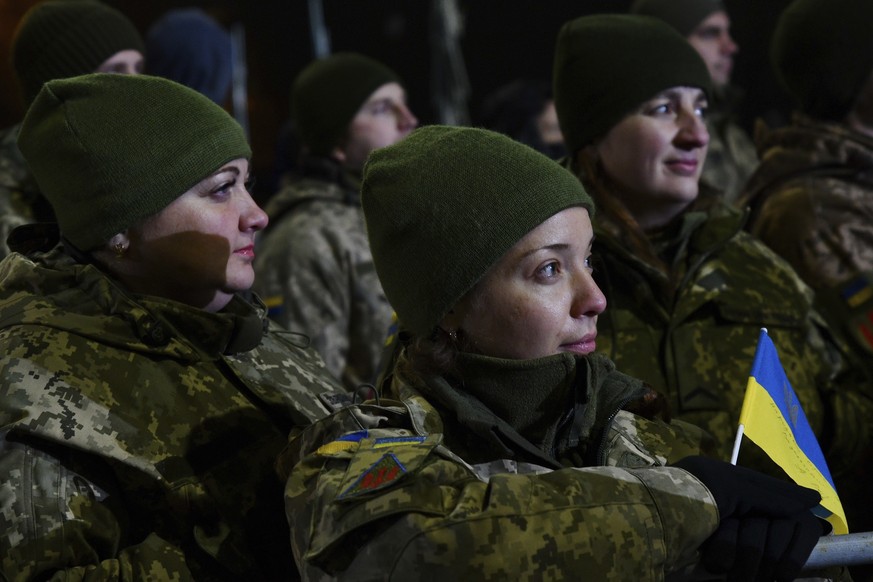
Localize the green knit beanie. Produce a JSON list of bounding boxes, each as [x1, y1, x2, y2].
[[12, 0, 145, 105], [771, 0, 873, 122], [553, 14, 712, 153], [18, 73, 251, 251], [630, 0, 725, 37], [291, 52, 401, 157], [362, 125, 595, 337]]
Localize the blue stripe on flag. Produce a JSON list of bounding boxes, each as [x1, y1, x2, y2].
[[738, 329, 848, 534]]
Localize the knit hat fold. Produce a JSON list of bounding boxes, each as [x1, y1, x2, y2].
[[361, 125, 594, 336], [12, 0, 145, 105], [553, 14, 712, 152], [291, 52, 401, 156], [18, 74, 251, 251]]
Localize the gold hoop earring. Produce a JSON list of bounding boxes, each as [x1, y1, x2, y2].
[[448, 329, 458, 342], [113, 242, 127, 258]]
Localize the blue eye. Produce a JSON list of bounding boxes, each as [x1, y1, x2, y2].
[[538, 262, 559, 279]]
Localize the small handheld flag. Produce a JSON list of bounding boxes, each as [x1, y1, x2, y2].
[[731, 328, 848, 535]]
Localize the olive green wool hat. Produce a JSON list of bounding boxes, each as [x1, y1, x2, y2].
[[630, 0, 725, 37], [771, 0, 873, 122], [12, 0, 145, 105], [291, 52, 401, 157], [362, 125, 595, 337], [553, 14, 712, 153], [18, 73, 251, 251]]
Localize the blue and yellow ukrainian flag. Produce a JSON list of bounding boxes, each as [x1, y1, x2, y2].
[[734, 328, 848, 534]]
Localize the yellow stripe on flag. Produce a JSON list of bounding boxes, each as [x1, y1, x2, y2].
[[738, 345, 848, 534], [740, 329, 849, 534]]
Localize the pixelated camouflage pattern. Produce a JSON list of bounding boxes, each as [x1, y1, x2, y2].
[[591, 200, 873, 479], [0, 240, 342, 580], [741, 115, 873, 297], [279, 351, 721, 580], [700, 98, 758, 206], [0, 124, 47, 260], [254, 165, 393, 393]]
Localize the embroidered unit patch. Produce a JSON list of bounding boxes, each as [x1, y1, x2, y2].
[[339, 453, 407, 498]]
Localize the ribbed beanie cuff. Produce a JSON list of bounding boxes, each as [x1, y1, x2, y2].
[[291, 53, 400, 156], [554, 14, 712, 152], [362, 125, 594, 336], [12, 1, 145, 105], [18, 74, 250, 250]]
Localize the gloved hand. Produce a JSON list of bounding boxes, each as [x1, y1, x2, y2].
[[674, 456, 827, 582]]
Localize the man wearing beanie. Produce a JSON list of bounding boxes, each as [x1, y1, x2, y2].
[[631, 0, 757, 205], [0, 0, 144, 261], [553, 13, 873, 550], [254, 52, 418, 392], [740, 0, 873, 387], [1, 73, 343, 579]]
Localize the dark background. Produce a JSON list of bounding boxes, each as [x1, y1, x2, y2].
[[0, 0, 796, 200]]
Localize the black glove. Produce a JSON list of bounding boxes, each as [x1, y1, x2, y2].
[[674, 456, 827, 582]]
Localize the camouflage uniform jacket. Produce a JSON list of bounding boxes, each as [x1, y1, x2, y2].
[[0, 230, 343, 580], [254, 157, 393, 392], [591, 198, 873, 475], [740, 117, 873, 364], [700, 89, 758, 206], [279, 351, 720, 580], [0, 123, 52, 260]]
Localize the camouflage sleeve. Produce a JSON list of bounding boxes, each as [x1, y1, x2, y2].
[[751, 179, 873, 294], [604, 411, 717, 468], [0, 436, 195, 581], [285, 430, 718, 580], [257, 221, 352, 382]]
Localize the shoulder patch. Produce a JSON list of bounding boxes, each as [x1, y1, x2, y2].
[[263, 295, 285, 317], [374, 436, 426, 448], [338, 453, 406, 499], [315, 430, 369, 455]]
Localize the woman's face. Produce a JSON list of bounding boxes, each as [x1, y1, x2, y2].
[[448, 207, 606, 360], [122, 158, 268, 311], [593, 86, 709, 229]]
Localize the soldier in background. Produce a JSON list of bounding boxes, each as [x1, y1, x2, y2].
[[478, 78, 567, 160], [554, 13, 873, 533], [740, 0, 873, 374], [145, 7, 233, 107], [631, 0, 758, 205], [279, 125, 826, 581], [254, 52, 418, 392], [0, 74, 341, 579], [0, 0, 144, 260]]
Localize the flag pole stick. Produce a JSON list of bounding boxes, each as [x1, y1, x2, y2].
[[729, 424, 744, 465], [803, 532, 873, 571]]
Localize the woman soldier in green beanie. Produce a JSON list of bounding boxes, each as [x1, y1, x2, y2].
[[278, 125, 825, 581], [0, 74, 344, 579], [553, 13, 873, 540], [1, 0, 145, 261]]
